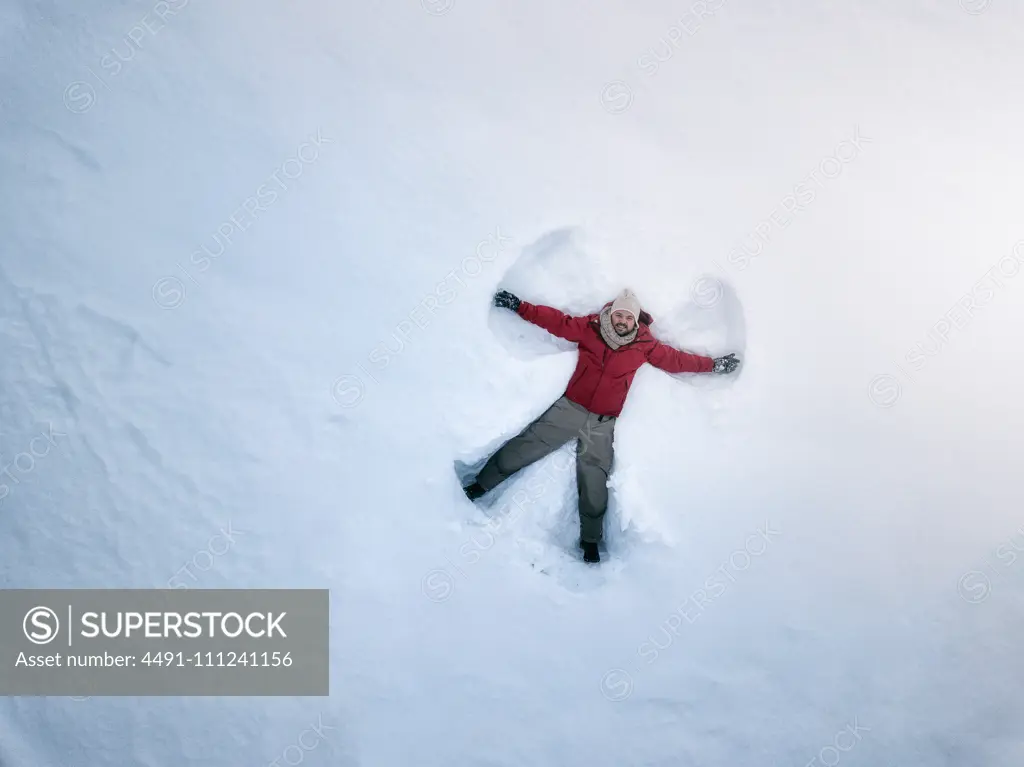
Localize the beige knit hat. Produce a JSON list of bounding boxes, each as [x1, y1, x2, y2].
[[610, 288, 642, 322]]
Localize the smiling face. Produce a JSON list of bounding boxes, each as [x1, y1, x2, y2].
[[611, 309, 636, 335]]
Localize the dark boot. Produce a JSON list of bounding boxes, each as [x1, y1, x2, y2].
[[581, 541, 600, 564], [463, 482, 487, 501]]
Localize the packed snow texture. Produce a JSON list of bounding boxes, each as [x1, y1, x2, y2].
[[2, 0, 1024, 765]]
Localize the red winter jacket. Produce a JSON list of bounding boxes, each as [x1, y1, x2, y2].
[[516, 300, 714, 417]]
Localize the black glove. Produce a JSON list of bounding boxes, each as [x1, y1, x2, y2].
[[493, 290, 521, 312], [712, 353, 740, 374]]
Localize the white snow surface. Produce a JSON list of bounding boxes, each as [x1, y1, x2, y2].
[[2, 0, 1024, 765]]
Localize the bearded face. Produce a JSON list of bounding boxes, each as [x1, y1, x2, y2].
[[611, 309, 636, 336]]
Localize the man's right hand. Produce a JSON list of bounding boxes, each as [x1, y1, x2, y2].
[[494, 290, 521, 312], [712, 353, 740, 374]]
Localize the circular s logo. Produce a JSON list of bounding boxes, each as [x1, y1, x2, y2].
[[690, 275, 724, 309], [867, 374, 901, 408], [152, 276, 186, 309], [23, 606, 60, 645], [599, 668, 634, 702], [957, 570, 991, 604], [63, 82, 96, 114], [600, 81, 634, 115]]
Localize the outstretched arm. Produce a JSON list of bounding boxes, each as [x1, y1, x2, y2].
[[646, 340, 715, 374], [516, 301, 590, 343], [493, 290, 589, 343]]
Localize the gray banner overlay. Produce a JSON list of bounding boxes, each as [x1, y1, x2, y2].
[[1, 590, 328, 696]]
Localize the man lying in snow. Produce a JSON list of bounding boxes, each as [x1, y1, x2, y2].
[[462, 288, 741, 564]]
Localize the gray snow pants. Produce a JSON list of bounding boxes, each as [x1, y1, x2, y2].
[[475, 396, 616, 544]]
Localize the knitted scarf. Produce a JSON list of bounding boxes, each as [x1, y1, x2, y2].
[[598, 306, 638, 350]]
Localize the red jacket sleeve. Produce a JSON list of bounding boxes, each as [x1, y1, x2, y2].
[[646, 341, 714, 374], [516, 301, 590, 343]]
